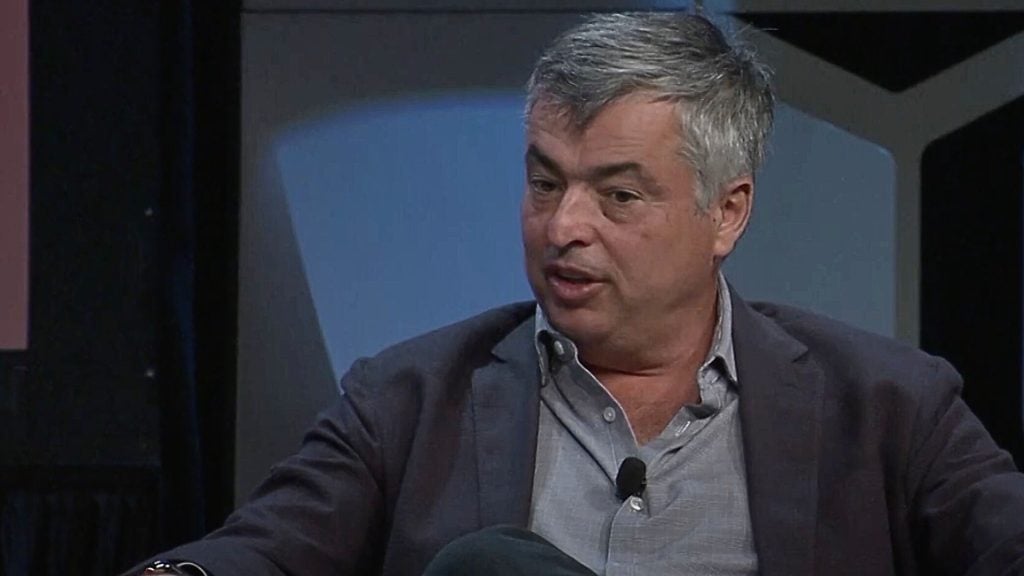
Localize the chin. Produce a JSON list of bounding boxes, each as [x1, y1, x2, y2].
[[541, 302, 607, 342]]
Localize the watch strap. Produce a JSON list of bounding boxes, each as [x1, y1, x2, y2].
[[142, 559, 210, 576]]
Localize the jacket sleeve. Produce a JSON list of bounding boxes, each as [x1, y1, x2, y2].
[[121, 358, 391, 576], [906, 357, 1024, 576]]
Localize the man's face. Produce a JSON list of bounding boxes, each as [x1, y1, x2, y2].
[[521, 92, 749, 357]]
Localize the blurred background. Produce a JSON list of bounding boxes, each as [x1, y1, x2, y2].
[[1, 1, 1022, 574]]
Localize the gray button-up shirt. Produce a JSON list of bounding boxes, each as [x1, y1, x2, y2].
[[528, 277, 758, 575]]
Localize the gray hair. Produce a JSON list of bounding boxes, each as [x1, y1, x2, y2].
[[526, 12, 775, 209]]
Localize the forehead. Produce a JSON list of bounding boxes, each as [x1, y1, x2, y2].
[[525, 93, 684, 165]]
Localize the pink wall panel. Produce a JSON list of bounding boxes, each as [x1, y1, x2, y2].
[[0, 0, 29, 350]]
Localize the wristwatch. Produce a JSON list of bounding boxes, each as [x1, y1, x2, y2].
[[141, 560, 209, 575]]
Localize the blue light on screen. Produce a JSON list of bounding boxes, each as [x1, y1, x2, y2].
[[273, 93, 533, 382]]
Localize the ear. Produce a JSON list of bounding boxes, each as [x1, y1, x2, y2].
[[711, 176, 754, 260]]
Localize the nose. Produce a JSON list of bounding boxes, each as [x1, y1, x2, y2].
[[546, 185, 598, 250]]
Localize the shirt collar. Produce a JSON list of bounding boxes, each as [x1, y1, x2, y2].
[[533, 271, 738, 385]]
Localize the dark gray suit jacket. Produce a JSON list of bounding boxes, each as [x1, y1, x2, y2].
[[143, 294, 1024, 576]]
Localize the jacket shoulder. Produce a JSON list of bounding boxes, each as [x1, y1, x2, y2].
[[748, 300, 960, 392], [374, 301, 534, 367], [340, 301, 536, 395]]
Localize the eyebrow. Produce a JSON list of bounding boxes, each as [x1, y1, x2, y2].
[[525, 145, 562, 177], [526, 144, 650, 183]]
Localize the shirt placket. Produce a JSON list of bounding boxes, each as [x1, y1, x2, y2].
[[559, 359, 650, 576]]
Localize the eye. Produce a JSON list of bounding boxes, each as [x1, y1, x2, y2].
[[608, 189, 641, 204], [529, 177, 559, 196]]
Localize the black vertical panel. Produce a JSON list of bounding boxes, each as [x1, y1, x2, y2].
[[158, 0, 206, 547], [191, 0, 241, 529], [156, 0, 241, 548], [921, 96, 1024, 467]]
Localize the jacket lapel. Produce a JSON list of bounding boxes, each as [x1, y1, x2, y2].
[[471, 315, 541, 528], [732, 293, 824, 576]]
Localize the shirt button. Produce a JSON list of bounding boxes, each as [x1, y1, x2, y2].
[[552, 340, 566, 358], [602, 407, 616, 423], [628, 496, 644, 512]]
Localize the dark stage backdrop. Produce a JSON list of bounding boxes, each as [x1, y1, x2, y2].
[[1, 2, 1021, 575], [1, 2, 166, 573], [0, 2, 239, 575]]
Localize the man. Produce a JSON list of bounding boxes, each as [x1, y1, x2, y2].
[[132, 11, 1024, 576]]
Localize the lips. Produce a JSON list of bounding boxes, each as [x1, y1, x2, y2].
[[544, 263, 604, 304]]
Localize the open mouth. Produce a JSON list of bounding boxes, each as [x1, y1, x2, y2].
[[545, 266, 602, 303]]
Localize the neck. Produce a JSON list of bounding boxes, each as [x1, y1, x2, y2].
[[581, 296, 719, 445], [577, 289, 719, 379]]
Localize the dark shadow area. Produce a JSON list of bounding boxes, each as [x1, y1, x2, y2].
[[0, 1, 241, 574], [921, 95, 1024, 467]]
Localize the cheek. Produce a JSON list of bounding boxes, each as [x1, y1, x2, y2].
[[521, 219, 547, 292], [621, 227, 708, 281], [520, 209, 546, 250]]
